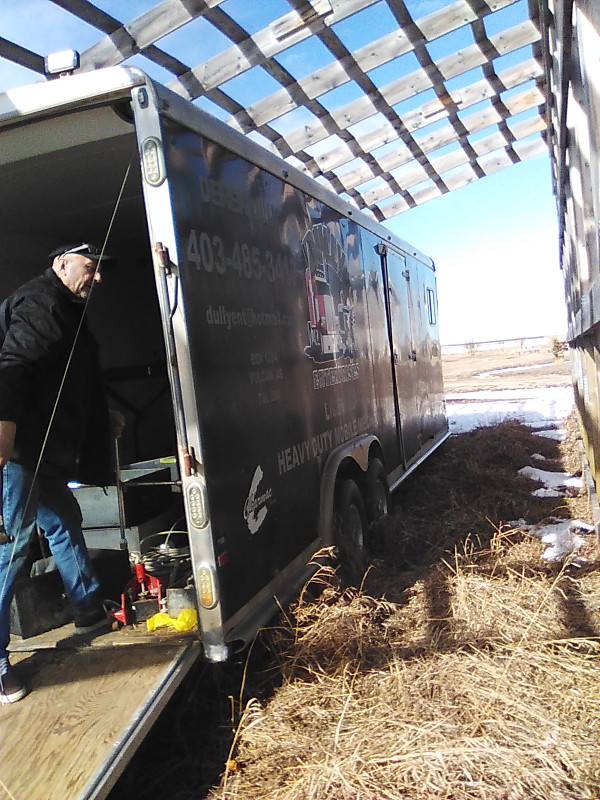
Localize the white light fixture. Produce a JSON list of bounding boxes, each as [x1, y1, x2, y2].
[[44, 50, 80, 78]]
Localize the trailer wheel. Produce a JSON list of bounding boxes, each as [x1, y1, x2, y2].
[[335, 478, 367, 571], [366, 458, 390, 521]]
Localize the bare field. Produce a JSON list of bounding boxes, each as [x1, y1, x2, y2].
[[442, 342, 571, 393]]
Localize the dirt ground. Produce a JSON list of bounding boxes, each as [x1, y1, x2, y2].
[[442, 341, 571, 393]]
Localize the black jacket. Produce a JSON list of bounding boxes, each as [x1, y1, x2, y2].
[[0, 268, 113, 484]]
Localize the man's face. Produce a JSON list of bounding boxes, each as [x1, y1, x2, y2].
[[55, 253, 101, 298]]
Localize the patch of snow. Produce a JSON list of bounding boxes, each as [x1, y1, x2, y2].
[[446, 387, 573, 435], [529, 519, 595, 562], [536, 520, 593, 560], [542, 535, 586, 562], [518, 466, 582, 490], [531, 453, 547, 461], [536, 428, 567, 441], [532, 487, 563, 498]]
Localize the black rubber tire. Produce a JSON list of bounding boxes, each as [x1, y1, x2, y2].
[[335, 478, 368, 565], [365, 458, 390, 522]]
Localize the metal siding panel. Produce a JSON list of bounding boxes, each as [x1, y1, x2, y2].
[[162, 122, 379, 621]]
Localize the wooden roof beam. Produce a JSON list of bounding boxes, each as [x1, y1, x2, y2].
[[167, 0, 379, 100], [294, 58, 543, 174], [376, 134, 546, 218], [357, 113, 546, 204], [387, 0, 484, 185], [306, 22, 438, 201], [74, 0, 226, 72], [316, 84, 544, 189], [49, 0, 121, 34], [49, 1, 195, 77], [0, 38, 46, 75], [226, 0, 524, 130], [274, 47, 541, 157], [208, 3, 347, 155]]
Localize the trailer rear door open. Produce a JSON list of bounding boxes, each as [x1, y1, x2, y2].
[[1, 635, 199, 800]]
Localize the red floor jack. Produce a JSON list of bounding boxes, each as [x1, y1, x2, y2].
[[110, 560, 168, 627], [107, 441, 167, 627]]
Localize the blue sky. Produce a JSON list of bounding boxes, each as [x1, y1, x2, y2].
[[0, 0, 566, 345], [391, 156, 566, 345]]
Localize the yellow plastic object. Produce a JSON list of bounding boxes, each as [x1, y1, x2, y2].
[[146, 608, 198, 632]]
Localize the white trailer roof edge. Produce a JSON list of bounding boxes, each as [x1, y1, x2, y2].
[[0, 66, 146, 127]]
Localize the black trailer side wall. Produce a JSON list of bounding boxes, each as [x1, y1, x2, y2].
[[162, 121, 402, 621]]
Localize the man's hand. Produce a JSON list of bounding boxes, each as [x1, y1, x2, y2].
[[0, 421, 16, 467]]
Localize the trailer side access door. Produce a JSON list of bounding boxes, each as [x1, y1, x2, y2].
[[382, 246, 421, 465]]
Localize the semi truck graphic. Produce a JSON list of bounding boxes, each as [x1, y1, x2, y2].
[[303, 225, 357, 363]]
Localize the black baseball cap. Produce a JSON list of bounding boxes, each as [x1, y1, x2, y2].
[[48, 243, 112, 264]]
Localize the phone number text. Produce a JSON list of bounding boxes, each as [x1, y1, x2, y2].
[[187, 229, 292, 284]]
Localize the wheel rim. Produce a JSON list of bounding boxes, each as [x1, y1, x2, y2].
[[371, 480, 389, 519], [342, 503, 364, 551]]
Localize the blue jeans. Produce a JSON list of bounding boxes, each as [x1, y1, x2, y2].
[[0, 462, 100, 660]]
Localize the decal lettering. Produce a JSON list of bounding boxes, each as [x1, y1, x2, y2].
[[243, 466, 272, 535], [313, 361, 360, 390], [187, 229, 292, 284], [277, 430, 334, 475], [206, 304, 292, 330], [198, 175, 275, 223]]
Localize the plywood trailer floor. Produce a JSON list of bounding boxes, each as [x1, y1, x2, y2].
[[1, 624, 200, 800]]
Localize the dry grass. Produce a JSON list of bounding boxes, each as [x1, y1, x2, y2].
[[210, 415, 600, 800], [218, 640, 600, 800]]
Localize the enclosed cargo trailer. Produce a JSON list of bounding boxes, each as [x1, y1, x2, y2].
[[0, 66, 447, 798]]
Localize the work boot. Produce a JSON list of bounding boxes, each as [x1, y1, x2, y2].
[[0, 666, 27, 704], [73, 601, 111, 634]]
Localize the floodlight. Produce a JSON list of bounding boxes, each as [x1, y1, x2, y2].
[[44, 50, 80, 77]]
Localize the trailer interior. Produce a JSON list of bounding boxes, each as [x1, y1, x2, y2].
[[0, 100, 185, 566]]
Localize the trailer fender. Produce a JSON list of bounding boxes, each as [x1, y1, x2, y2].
[[318, 433, 378, 545]]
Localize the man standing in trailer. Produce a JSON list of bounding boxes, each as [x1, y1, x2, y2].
[[0, 243, 120, 704]]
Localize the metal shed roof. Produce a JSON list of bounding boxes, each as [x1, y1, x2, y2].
[[0, 0, 547, 221]]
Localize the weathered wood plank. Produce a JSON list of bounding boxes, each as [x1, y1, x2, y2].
[[80, 0, 226, 70], [377, 135, 547, 218], [228, 6, 533, 129], [305, 87, 542, 188], [418, 0, 508, 39], [0, 38, 45, 75], [340, 89, 544, 190], [0, 641, 196, 800], [358, 116, 546, 202], [279, 57, 543, 159], [49, 0, 120, 33], [168, 0, 380, 99]]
